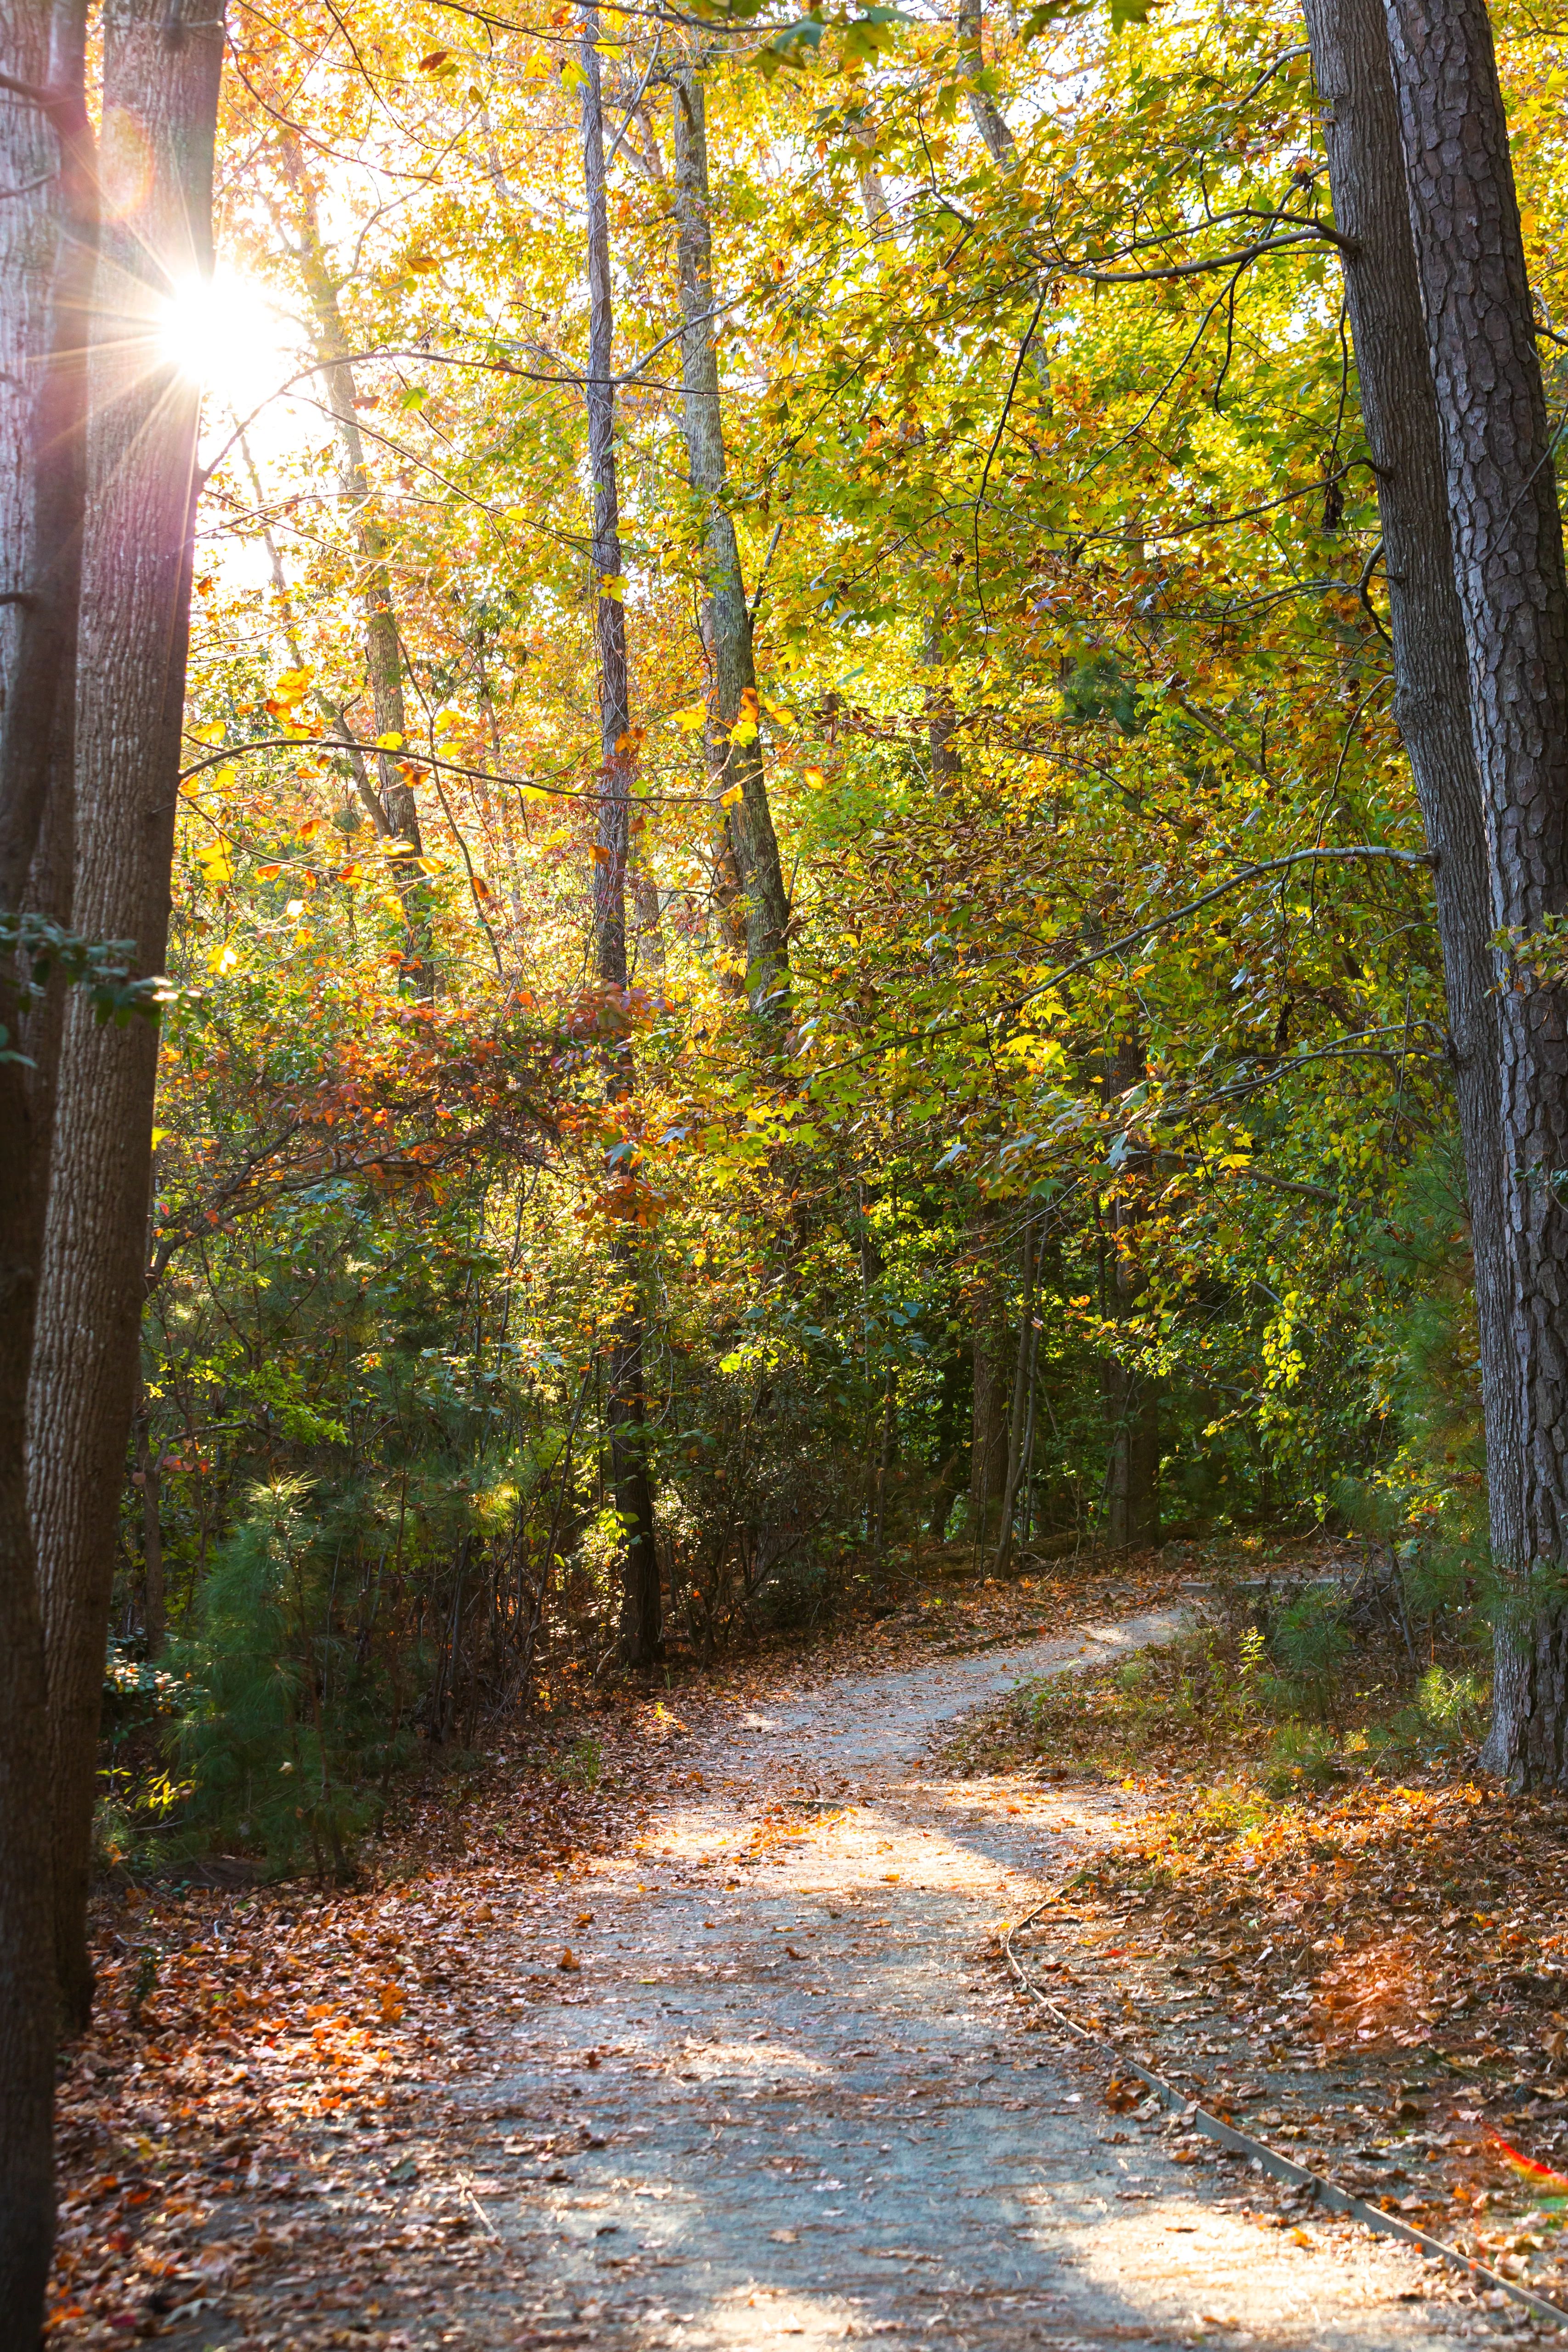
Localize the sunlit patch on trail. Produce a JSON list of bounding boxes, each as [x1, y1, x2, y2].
[[688, 2284, 860, 2346], [672, 2037, 831, 2080]]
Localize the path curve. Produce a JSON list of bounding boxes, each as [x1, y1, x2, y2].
[[204, 1612, 1494, 2350]]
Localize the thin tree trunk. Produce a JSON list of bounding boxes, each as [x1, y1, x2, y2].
[[670, 66, 790, 1018], [992, 1216, 1036, 1575], [28, 0, 223, 2034], [581, 7, 660, 1667], [1382, 0, 1568, 1781], [278, 130, 433, 997], [135, 1384, 167, 1656], [0, 0, 96, 2316], [968, 1205, 1007, 1548], [1300, 0, 1517, 1667], [956, 0, 1015, 162], [1103, 1040, 1158, 1550]]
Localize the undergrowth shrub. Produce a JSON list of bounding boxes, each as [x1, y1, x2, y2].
[[170, 1477, 410, 1876]]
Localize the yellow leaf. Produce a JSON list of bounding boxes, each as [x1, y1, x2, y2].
[[669, 703, 708, 734], [719, 784, 743, 809], [728, 719, 759, 746], [189, 721, 225, 745], [150, 1128, 171, 1148], [375, 730, 404, 751], [598, 572, 625, 603], [803, 765, 828, 788]]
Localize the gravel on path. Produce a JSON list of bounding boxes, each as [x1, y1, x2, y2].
[[183, 1608, 1521, 2351]]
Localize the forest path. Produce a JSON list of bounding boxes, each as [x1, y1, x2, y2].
[[202, 1610, 1490, 2351]]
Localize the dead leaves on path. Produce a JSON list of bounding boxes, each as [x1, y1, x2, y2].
[[996, 1744, 1568, 2302], [52, 1722, 644, 2346]]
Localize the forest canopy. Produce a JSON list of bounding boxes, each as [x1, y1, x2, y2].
[[130, 0, 1545, 1764]]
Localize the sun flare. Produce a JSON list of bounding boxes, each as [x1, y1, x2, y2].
[[157, 269, 294, 414]]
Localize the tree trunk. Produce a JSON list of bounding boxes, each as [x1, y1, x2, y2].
[[581, 7, 660, 1667], [670, 66, 790, 1018], [1103, 1041, 1158, 1550], [1104, 1350, 1160, 1550], [968, 1209, 1007, 1545], [992, 1216, 1037, 1575], [135, 1383, 167, 1656], [1382, 0, 1568, 1781], [0, 3, 94, 911], [1301, 0, 1517, 1657], [27, 0, 223, 2034], [0, 0, 96, 2317], [956, 0, 1015, 162], [278, 130, 433, 997]]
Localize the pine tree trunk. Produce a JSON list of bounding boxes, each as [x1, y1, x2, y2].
[[28, 0, 223, 2032], [670, 66, 790, 1018], [0, 0, 96, 2315], [1382, 0, 1568, 1781], [581, 8, 660, 1666], [1300, 0, 1518, 1629]]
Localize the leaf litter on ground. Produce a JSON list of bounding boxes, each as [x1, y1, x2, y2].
[[946, 1543, 1568, 2311], [55, 1545, 1177, 2346]]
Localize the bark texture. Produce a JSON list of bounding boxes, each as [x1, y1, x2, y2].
[[0, 0, 95, 2315], [671, 67, 790, 1017], [581, 11, 660, 1666], [1301, 0, 1517, 1594], [28, 0, 223, 2031], [0, 0, 94, 910], [1383, 0, 1568, 1780], [956, 0, 1015, 162]]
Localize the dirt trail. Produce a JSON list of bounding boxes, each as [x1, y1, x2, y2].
[[180, 1610, 1507, 2350]]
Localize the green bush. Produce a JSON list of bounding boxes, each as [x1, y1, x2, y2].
[[1266, 1583, 1352, 1722], [170, 1478, 408, 1876]]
